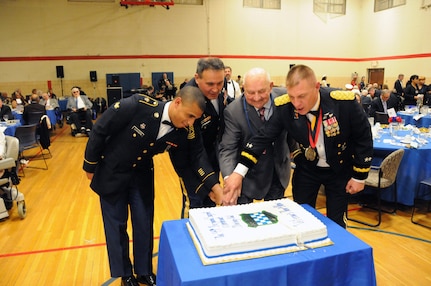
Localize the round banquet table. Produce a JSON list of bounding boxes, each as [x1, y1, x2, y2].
[[397, 111, 431, 128], [371, 129, 431, 206]]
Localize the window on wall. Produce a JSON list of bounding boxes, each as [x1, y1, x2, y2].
[[175, 0, 203, 4], [244, 0, 281, 10], [374, 0, 406, 12], [313, 0, 346, 15]]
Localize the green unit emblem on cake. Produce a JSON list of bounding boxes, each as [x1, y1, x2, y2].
[[240, 210, 278, 228]]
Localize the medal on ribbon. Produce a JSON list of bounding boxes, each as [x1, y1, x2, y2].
[[305, 109, 322, 161]]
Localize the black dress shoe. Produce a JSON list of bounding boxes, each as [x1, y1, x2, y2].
[[121, 276, 139, 286], [136, 274, 156, 286]]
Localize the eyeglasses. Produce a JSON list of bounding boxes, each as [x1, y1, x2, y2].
[[72, 91, 80, 94]]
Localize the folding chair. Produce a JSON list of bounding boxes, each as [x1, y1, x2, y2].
[[14, 124, 49, 176]]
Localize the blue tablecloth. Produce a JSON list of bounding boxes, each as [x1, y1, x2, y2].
[[397, 111, 431, 128], [2, 122, 21, 136], [59, 99, 68, 112], [157, 205, 376, 286], [46, 110, 57, 126], [12, 111, 24, 125], [372, 130, 431, 206]]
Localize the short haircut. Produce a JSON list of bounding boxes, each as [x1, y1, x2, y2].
[[196, 57, 225, 77], [176, 85, 206, 111], [286, 64, 316, 88]]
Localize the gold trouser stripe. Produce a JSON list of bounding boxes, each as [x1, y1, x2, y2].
[[179, 177, 191, 219]]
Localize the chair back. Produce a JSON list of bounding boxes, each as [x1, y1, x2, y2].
[[375, 111, 389, 124], [5, 135, 19, 161], [380, 149, 404, 183], [27, 111, 45, 125], [14, 124, 38, 152]]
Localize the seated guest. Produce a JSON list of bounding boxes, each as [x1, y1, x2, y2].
[[0, 98, 13, 121], [23, 93, 46, 124], [369, 89, 397, 119], [39, 92, 59, 110], [67, 87, 93, 136], [11, 89, 27, 112], [158, 73, 177, 100]]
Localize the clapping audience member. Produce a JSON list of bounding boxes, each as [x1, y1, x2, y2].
[[219, 68, 291, 204], [223, 65, 373, 228], [67, 87, 93, 136], [179, 79, 188, 90], [158, 73, 177, 100]]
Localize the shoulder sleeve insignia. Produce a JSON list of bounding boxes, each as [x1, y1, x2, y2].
[[274, 94, 290, 106], [138, 94, 159, 107], [330, 90, 355, 100], [114, 102, 120, 109]]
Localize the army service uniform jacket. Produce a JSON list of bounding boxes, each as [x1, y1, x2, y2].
[[239, 88, 373, 181], [83, 94, 218, 200]]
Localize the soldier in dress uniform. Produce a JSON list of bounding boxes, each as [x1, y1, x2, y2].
[[83, 86, 223, 286], [170, 57, 227, 218], [223, 65, 373, 228]]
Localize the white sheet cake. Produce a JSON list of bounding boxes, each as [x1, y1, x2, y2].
[[187, 198, 332, 265]]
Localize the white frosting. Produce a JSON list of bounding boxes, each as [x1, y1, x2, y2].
[[188, 198, 330, 264]]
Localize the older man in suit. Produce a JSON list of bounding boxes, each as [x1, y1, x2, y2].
[[369, 89, 397, 118], [219, 68, 291, 204]]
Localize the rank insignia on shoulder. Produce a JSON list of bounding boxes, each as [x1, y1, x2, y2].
[[114, 102, 120, 109], [330, 90, 355, 100], [274, 94, 290, 106], [139, 94, 158, 107]]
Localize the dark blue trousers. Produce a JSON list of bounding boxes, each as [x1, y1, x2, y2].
[[100, 171, 154, 278]]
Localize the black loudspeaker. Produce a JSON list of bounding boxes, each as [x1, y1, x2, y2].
[[56, 66, 64, 78], [90, 71, 97, 82], [107, 87, 123, 107]]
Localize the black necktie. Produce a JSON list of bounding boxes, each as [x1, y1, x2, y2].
[[162, 120, 174, 128]]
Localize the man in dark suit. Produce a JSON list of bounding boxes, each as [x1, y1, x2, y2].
[[219, 68, 291, 204], [169, 57, 227, 218], [369, 89, 397, 118], [224, 65, 373, 228], [23, 93, 46, 124], [83, 86, 223, 286], [0, 98, 13, 121]]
